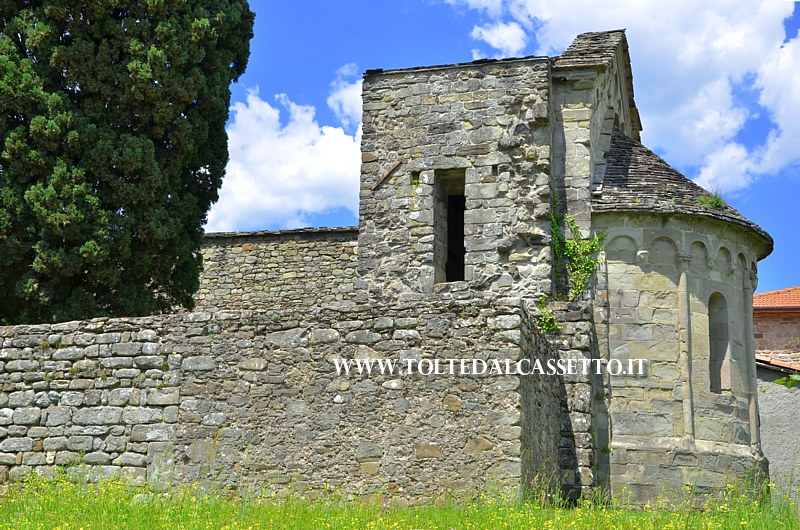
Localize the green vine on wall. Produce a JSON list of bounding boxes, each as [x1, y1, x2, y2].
[[535, 296, 561, 333], [550, 196, 604, 301]]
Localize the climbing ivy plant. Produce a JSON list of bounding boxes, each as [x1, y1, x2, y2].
[[550, 196, 604, 301], [535, 296, 561, 334], [562, 216, 604, 300]]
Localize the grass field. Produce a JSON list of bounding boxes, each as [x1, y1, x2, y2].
[[0, 475, 798, 529]]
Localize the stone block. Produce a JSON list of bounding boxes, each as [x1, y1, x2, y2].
[[613, 412, 673, 437], [111, 343, 143, 356], [123, 407, 163, 425], [466, 183, 498, 199], [12, 407, 40, 425], [181, 356, 215, 371], [5, 360, 39, 372], [8, 390, 35, 408], [55, 451, 81, 465], [103, 436, 126, 453], [84, 452, 112, 465], [72, 407, 123, 425], [0, 437, 33, 452], [345, 330, 382, 344], [60, 392, 84, 406], [356, 442, 383, 462], [101, 357, 133, 369], [442, 394, 462, 411], [114, 452, 147, 467], [108, 388, 134, 406], [130, 424, 175, 442], [201, 413, 226, 426], [488, 314, 521, 330], [66, 436, 94, 452], [43, 436, 67, 451], [392, 330, 421, 340], [238, 358, 267, 371], [463, 437, 494, 454], [414, 442, 443, 459], [144, 389, 180, 406], [22, 452, 46, 465], [266, 329, 308, 348], [310, 329, 340, 345]]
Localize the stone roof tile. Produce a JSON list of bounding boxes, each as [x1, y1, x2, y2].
[[553, 30, 627, 69], [592, 130, 773, 257]]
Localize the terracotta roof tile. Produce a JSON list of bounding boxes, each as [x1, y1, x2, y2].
[[756, 351, 800, 373], [592, 130, 773, 258], [754, 286, 800, 309]]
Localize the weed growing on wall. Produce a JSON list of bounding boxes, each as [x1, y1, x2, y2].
[[535, 297, 561, 334], [696, 192, 726, 210], [562, 217, 604, 301], [550, 195, 604, 301]]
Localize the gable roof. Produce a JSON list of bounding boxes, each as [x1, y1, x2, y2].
[[592, 129, 773, 258], [553, 30, 641, 139], [552, 29, 628, 69], [754, 286, 800, 310]]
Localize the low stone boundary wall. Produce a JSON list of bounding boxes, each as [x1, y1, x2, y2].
[[196, 228, 358, 311], [0, 299, 562, 501]]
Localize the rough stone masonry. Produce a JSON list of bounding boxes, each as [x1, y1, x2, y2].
[[0, 30, 773, 505]]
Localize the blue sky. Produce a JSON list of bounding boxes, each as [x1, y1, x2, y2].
[[207, 1, 800, 294]]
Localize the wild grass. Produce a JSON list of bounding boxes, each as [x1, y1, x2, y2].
[[0, 474, 798, 529]]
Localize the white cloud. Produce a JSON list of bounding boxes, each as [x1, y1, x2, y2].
[[446, 0, 504, 17], [646, 78, 749, 169], [695, 142, 755, 193], [471, 48, 488, 60], [327, 63, 363, 131], [755, 34, 800, 175], [470, 21, 528, 57], [206, 89, 361, 232], [444, 0, 799, 193]]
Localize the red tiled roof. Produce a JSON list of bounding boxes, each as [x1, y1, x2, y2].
[[754, 286, 800, 309], [756, 352, 800, 373]]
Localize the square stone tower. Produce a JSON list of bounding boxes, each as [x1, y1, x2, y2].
[[355, 58, 555, 305]]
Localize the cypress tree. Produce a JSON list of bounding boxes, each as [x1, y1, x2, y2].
[[0, 1, 254, 323]]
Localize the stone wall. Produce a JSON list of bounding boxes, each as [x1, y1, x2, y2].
[[196, 228, 358, 311], [0, 299, 563, 501], [551, 301, 601, 500], [754, 311, 800, 352], [757, 367, 800, 491]]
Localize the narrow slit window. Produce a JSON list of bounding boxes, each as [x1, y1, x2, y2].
[[708, 292, 731, 394], [434, 169, 465, 283]]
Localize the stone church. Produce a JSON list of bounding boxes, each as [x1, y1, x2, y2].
[[0, 30, 772, 505]]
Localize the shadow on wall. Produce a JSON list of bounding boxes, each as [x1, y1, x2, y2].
[[757, 368, 800, 491]]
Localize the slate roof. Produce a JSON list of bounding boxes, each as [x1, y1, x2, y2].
[[754, 286, 800, 309], [592, 130, 773, 258], [552, 30, 627, 69]]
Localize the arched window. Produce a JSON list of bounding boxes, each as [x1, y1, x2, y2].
[[708, 292, 730, 393]]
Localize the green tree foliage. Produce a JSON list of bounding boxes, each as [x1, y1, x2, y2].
[[0, 1, 254, 323]]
